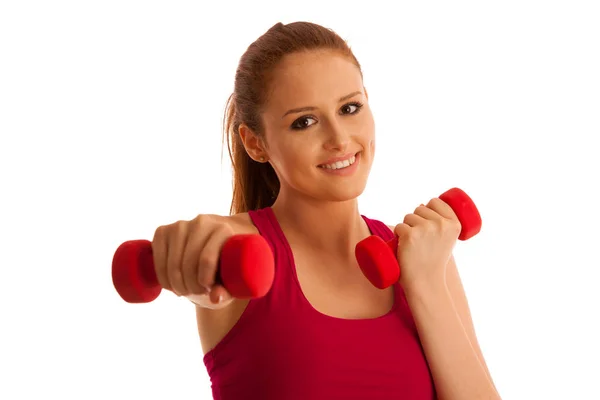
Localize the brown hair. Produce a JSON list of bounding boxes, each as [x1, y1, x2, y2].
[[223, 21, 363, 215]]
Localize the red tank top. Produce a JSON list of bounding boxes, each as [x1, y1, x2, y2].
[[203, 207, 436, 399]]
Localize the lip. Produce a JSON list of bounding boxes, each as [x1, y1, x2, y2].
[[318, 151, 361, 176], [318, 152, 359, 166]]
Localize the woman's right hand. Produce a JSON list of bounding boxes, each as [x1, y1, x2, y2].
[[151, 214, 236, 308]]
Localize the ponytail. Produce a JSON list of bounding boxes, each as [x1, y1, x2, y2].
[[223, 94, 280, 215]]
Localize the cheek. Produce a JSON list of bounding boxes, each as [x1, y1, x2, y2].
[[283, 153, 307, 170], [269, 142, 313, 177], [361, 116, 376, 151], [288, 145, 319, 174]]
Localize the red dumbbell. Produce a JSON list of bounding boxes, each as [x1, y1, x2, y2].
[[355, 188, 482, 289], [112, 234, 275, 303]]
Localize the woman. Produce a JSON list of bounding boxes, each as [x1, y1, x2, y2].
[[151, 21, 500, 400]]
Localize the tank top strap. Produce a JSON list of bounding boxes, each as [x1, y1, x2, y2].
[[247, 208, 406, 313], [246, 207, 280, 256], [360, 215, 395, 242], [246, 207, 301, 305], [360, 215, 417, 328]]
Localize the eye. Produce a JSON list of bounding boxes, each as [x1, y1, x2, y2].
[[340, 101, 363, 115], [291, 116, 317, 130], [290, 101, 364, 130]]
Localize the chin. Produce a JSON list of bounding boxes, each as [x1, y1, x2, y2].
[[320, 180, 368, 202]]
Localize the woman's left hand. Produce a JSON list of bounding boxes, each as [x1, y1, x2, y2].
[[393, 197, 461, 291]]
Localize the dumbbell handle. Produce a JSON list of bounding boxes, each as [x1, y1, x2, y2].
[[355, 187, 482, 289], [381, 187, 482, 251], [112, 234, 275, 303]]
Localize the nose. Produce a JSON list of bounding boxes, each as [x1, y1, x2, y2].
[[323, 119, 350, 152]]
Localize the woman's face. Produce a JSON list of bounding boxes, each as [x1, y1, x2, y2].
[[248, 49, 376, 203]]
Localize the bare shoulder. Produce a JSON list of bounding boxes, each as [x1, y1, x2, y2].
[[227, 211, 260, 235], [194, 211, 258, 355]]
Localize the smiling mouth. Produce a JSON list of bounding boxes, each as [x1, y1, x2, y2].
[[318, 152, 358, 170]]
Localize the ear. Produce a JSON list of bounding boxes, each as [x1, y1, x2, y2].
[[238, 124, 268, 162]]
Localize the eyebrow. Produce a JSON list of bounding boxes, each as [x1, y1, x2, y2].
[[282, 90, 363, 119]]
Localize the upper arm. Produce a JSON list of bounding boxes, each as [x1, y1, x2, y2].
[[195, 299, 249, 354]]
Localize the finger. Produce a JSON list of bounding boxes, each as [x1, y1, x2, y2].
[[197, 224, 234, 290], [208, 284, 233, 305], [403, 213, 426, 227], [166, 222, 188, 296], [427, 197, 458, 220], [413, 204, 443, 221], [393, 222, 411, 239], [181, 221, 211, 296], [151, 226, 171, 291]]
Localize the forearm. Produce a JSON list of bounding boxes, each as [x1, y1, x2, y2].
[[404, 280, 501, 400]]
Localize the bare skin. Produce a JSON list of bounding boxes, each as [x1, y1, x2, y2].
[[194, 211, 396, 354], [150, 48, 499, 398], [192, 49, 387, 353]]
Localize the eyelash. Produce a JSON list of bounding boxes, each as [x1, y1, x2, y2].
[[291, 101, 364, 130]]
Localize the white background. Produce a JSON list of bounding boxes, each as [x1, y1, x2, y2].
[[1, 1, 599, 399]]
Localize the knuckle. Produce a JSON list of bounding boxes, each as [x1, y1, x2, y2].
[[197, 254, 218, 285], [450, 219, 462, 233], [192, 213, 215, 227], [219, 221, 234, 235], [406, 231, 418, 243], [175, 219, 188, 235], [439, 218, 459, 233], [153, 225, 166, 241], [434, 221, 447, 234], [417, 224, 428, 235], [190, 214, 205, 227], [198, 251, 218, 272]]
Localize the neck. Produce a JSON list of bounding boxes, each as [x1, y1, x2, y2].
[[270, 190, 370, 257]]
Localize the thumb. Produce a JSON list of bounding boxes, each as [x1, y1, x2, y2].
[[207, 284, 234, 306]]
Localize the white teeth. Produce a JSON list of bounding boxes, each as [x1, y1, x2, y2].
[[321, 155, 356, 170]]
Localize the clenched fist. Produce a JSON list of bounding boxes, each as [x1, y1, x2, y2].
[[393, 198, 462, 290], [151, 214, 236, 306]]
